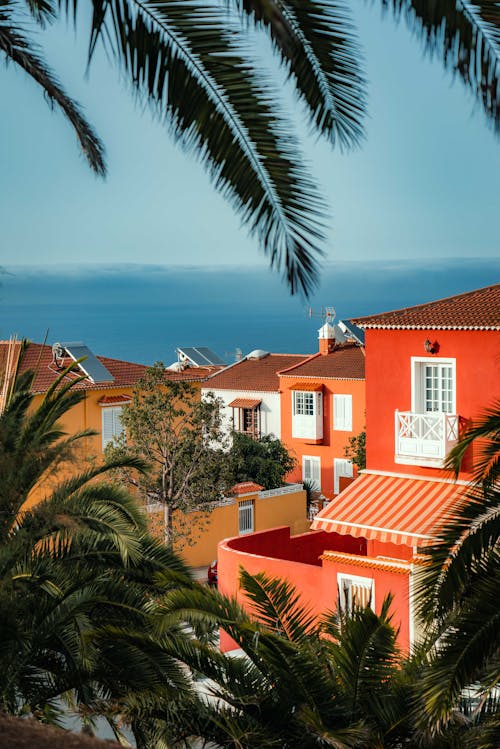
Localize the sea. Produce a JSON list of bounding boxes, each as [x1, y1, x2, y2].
[[2, 258, 498, 365]]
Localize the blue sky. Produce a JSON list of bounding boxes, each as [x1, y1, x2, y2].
[[1, 3, 499, 273]]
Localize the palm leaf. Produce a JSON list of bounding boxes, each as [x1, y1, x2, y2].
[[383, 1, 500, 132], [65, 0, 329, 295], [228, 0, 366, 148], [0, 2, 105, 173]]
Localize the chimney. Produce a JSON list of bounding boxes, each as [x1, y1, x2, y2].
[[318, 322, 335, 355]]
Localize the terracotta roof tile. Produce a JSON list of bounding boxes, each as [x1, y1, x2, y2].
[[231, 482, 264, 495], [0, 342, 220, 394], [278, 344, 365, 380], [352, 284, 500, 330], [205, 354, 308, 392]]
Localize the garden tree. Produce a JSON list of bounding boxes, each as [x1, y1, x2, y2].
[[0, 365, 224, 746], [2, 2, 500, 293], [228, 432, 296, 490], [344, 429, 366, 470], [106, 364, 231, 547], [415, 400, 500, 745]]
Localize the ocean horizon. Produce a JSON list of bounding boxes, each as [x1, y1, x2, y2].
[[2, 258, 498, 365]]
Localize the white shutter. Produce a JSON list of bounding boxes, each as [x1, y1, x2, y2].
[[333, 394, 352, 431], [333, 458, 353, 494], [101, 406, 124, 450], [303, 456, 321, 490], [102, 408, 115, 449]]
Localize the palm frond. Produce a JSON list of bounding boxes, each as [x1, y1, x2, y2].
[[0, 2, 105, 174], [228, 0, 366, 148], [383, 0, 500, 133], [239, 567, 318, 642], [445, 398, 500, 488], [71, 0, 328, 295]]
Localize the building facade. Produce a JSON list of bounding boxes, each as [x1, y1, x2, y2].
[[217, 285, 500, 653], [278, 323, 365, 497]]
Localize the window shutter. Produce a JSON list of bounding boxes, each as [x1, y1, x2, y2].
[[303, 457, 320, 490], [102, 408, 115, 449], [334, 458, 353, 494], [334, 394, 352, 431]]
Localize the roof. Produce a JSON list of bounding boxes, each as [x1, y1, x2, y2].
[[0, 342, 219, 395], [278, 343, 365, 380], [205, 353, 307, 392], [231, 481, 264, 495], [352, 284, 500, 330], [311, 471, 466, 546]]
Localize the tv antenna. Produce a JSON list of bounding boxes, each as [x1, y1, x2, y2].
[[308, 306, 336, 325]]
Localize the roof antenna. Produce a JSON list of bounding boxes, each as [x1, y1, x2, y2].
[[308, 306, 336, 325]]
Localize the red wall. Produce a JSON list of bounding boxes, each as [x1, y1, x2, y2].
[[280, 377, 366, 496], [365, 329, 499, 479], [218, 527, 411, 653]]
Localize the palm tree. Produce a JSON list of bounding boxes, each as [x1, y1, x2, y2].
[[416, 400, 500, 745], [164, 568, 419, 748], [0, 365, 213, 744], [2, 2, 500, 295]]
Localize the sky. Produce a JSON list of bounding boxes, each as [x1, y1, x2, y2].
[[1, 3, 499, 275]]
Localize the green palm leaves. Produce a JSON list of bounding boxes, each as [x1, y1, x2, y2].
[[416, 400, 500, 743], [0, 367, 201, 738]]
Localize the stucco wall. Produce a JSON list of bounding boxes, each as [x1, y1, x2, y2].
[[364, 328, 499, 478], [202, 388, 281, 439]]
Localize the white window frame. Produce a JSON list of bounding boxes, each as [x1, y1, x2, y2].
[[333, 394, 353, 431], [411, 357, 456, 414], [333, 458, 353, 495], [337, 573, 374, 614], [293, 390, 321, 416], [302, 455, 321, 491], [238, 499, 255, 535], [101, 406, 125, 450]]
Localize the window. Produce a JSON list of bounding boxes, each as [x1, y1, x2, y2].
[[101, 406, 125, 450], [238, 499, 254, 534], [333, 458, 353, 494], [303, 456, 321, 490], [293, 391, 316, 416], [411, 358, 456, 414], [333, 394, 352, 431], [337, 573, 374, 614], [292, 391, 323, 440]]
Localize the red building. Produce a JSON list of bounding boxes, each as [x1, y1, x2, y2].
[[278, 322, 365, 497], [218, 285, 500, 653]]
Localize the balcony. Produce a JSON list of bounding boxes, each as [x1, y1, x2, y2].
[[395, 410, 459, 468]]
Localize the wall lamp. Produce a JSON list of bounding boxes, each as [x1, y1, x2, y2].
[[424, 339, 439, 354]]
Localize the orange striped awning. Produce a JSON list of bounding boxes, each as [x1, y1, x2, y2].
[[311, 471, 465, 547], [228, 398, 261, 409]]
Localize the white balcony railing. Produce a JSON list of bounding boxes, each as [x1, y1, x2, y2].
[[395, 410, 459, 467]]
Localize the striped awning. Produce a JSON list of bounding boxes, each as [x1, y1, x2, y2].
[[311, 471, 465, 547], [228, 398, 261, 409]]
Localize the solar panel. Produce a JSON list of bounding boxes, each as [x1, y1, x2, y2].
[[338, 320, 365, 345], [177, 347, 226, 367], [62, 342, 114, 383]]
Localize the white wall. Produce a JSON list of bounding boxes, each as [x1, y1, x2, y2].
[[201, 388, 281, 440]]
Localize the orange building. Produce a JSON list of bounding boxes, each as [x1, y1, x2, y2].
[[278, 322, 365, 497], [218, 285, 500, 653]]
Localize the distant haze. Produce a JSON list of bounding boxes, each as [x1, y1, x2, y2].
[[2, 258, 498, 365]]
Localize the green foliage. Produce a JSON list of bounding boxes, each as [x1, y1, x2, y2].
[[106, 363, 231, 546], [0, 366, 214, 744], [344, 430, 366, 470], [228, 432, 296, 490], [415, 400, 500, 743]]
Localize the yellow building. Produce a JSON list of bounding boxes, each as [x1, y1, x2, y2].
[[0, 339, 221, 509]]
